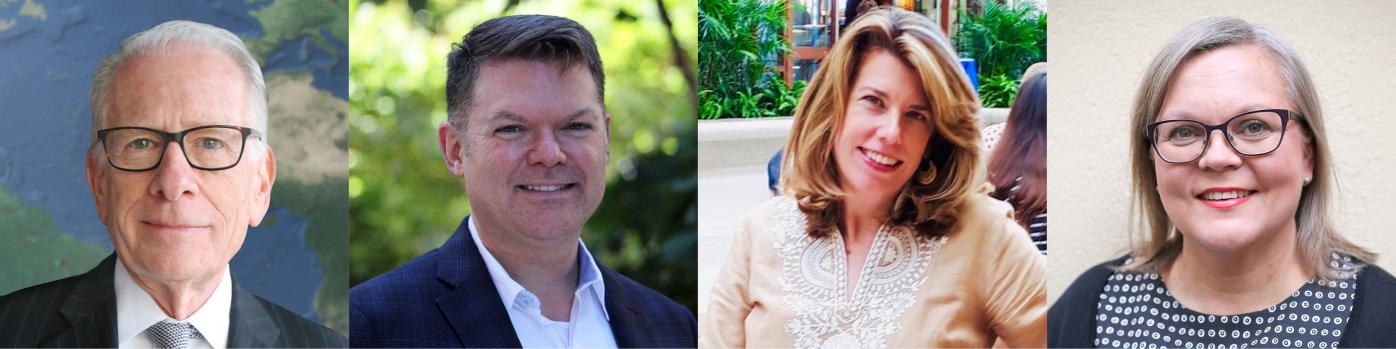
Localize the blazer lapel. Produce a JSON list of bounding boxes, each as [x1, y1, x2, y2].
[[228, 279, 281, 347], [435, 216, 522, 348], [601, 266, 656, 348], [42, 254, 119, 348]]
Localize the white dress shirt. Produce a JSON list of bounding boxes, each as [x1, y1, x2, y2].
[[469, 216, 618, 348], [115, 261, 231, 349]]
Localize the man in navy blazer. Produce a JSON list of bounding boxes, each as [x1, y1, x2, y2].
[[349, 14, 696, 348]]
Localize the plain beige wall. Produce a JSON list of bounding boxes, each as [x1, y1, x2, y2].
[[1048, 1, 1396, 304]]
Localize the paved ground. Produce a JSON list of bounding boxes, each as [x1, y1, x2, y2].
[[695, 118, 789, 314], [696, 167, 771, 314]]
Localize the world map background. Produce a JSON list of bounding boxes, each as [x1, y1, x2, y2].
[[0, 0, 349, 333]]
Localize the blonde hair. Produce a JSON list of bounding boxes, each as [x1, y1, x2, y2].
[[781, 7, 980, 239], [1123, 16, 1374, 280]]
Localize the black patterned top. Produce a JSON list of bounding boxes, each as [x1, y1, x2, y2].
[[1093, 256, 1359, 349]]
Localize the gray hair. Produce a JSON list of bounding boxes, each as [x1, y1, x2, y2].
[[89, 20, 269, 155], [1123, 16, 1374, 281]]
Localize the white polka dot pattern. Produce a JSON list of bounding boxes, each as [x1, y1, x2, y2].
[[1092, 256, 1357, 348]]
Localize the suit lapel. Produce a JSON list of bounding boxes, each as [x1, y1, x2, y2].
[[602, 266, 655, 348], [42, 254, 119, 348], [228, 278, 281, 347], [435, 216, 522, 347]]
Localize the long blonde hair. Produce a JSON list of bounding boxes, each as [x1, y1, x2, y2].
[[1122, 17, 1374, 280], [781, 7, 980, 239]]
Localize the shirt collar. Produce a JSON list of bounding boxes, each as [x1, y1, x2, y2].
[[468, 215, 609, 320], [114, 259, 232, 348]]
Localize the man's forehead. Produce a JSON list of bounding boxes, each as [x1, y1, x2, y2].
[[103, 45, 251, 129], [466, 60, 602, 124]]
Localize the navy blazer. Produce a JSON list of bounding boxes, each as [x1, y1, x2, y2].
[[0, 254, 346, 348], [350, 216, 697, 348]]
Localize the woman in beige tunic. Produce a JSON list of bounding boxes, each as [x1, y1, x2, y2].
[[700, 7, 1046, 348]]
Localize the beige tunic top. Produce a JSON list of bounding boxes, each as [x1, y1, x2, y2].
[[700, 194, 1046, 348]]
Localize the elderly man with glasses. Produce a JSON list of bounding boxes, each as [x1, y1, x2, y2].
[[0, 20, 345, 348]]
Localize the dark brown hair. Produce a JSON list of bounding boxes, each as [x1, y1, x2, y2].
[[445, 14, 605, 132], [988, 70, 1046, 229]]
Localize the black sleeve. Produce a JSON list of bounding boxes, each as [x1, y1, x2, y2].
[[1048, 257, 1128, 348], [1338, 264, 1396, 348]]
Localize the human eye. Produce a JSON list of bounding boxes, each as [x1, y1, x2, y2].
[[128, 137, 157, 150], [493, 124, 528, 140], [1166, 123, 1203, 142], [859, 95, 885, 110], [1237, 119, 1273, 137], [195, 137, 225, 150], [565, 122, 593, 132], [905, 111, 928, 122]]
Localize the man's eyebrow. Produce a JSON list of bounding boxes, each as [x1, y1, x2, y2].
[[564, 108, 598, 122], [487, 108, 599, 122], [487, 110, 527, 123]]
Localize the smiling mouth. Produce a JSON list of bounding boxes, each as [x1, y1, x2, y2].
[[1196, 189, 1255, 201], [860, 147, 903, 167], [1194, 188, 1256, 209], [519, 184, 576, 192]]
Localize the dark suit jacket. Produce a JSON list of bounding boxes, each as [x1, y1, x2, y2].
[[1049, 255, 1396, 348], [0, 254, 347, 348], [350, 216, 697, 348]]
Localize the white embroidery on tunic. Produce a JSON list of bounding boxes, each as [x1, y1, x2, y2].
[[772, 198, 947, 349]]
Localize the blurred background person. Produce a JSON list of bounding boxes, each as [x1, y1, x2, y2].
[[986, 68, 1046, 255]]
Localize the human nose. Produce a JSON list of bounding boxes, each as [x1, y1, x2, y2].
[[874, 111, 906, 146], [527, 130, 567, 166], [1195, 129, 1242, 170], [148, 142, 200, 201]]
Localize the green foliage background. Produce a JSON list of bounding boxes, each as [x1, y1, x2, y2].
[[955, 0, 1045, 107], [348, 0, 699, 312], [697, 0, 803, 119]]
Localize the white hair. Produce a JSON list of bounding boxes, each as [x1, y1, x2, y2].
[[89, 20, 269, 160]]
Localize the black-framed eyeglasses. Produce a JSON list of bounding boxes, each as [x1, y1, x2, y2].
[[1145, 109, 1300, 164], [96, 125, 260, 171]]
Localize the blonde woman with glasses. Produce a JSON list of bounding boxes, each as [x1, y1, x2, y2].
[[1049, 17, 1396, 348], [701, 7, 1045, 348]]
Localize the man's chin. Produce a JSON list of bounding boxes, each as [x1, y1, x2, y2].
[[126, 257, 222, 284], [508, 217, 589, 240]]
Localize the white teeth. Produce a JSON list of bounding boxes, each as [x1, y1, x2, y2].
[[523, 185, 565, 191], [1201, 190, 1251, 201], [864, 150, 899, 166]]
